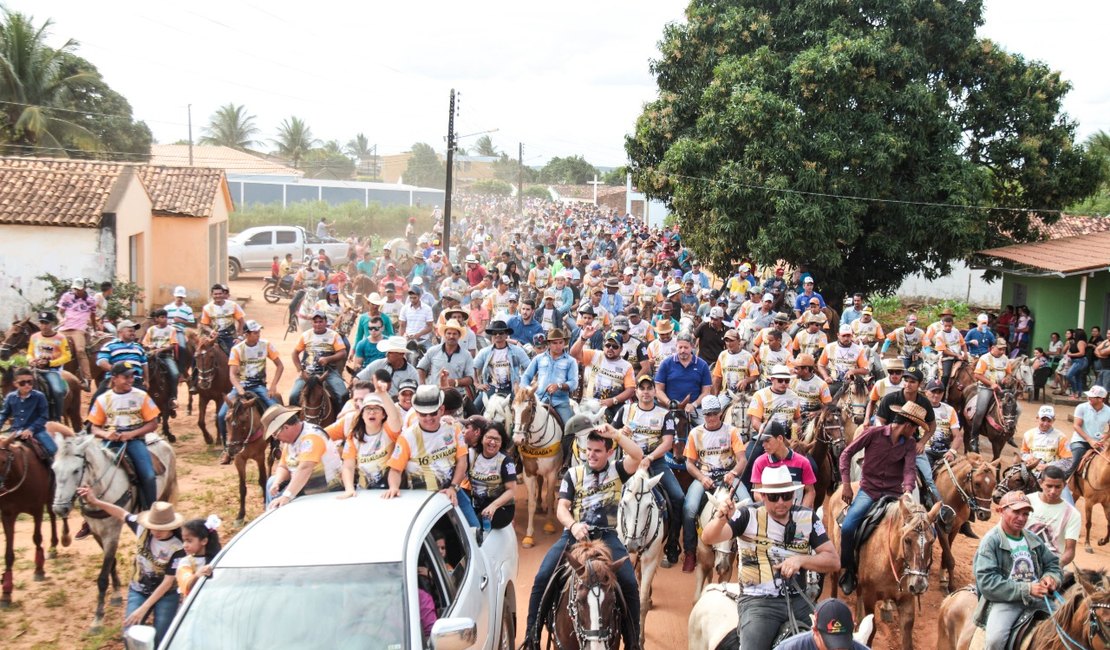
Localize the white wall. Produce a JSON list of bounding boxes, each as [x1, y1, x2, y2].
[[894, 260, 1001, 307], [0, 224, 112, 325]]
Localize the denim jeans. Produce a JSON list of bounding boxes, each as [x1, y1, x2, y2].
[[1068, 442, 1091, 480], [985, 601, 1043, 650], [289, 369, 348, 408], [126, 586, 179, 646], [217, 385, 279, 446], [41, 369, 67, 419], [526, 530, 639, 641], [455, 489, 480, 528], [737, 593, 813, 650], [915, 454, 941, 503], [683, 477, 751, 554], [1068, 357, 1089, 395], [32, 429, 58, 458], [109, 439, 157, 510], [649, 458, 685, 554], [970, 386, 994, 437], [159, 357, 181, 388], [839, 489, 877, 570]]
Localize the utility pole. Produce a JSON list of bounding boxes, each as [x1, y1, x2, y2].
[[517, 142, 523, 215], [443, 89, 457, 263], [187, 104, 194, 166]]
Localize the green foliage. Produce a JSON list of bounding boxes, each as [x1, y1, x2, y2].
[[627, 0, 1104, 305], [918, 300, 974, 327], [472, 135, 499, 157], [491, 153, 537, 184], [601, 166, 628, 185], [271, 116, 317, 169], [0, 354, 28, 371], [521, 185, 552, 201], [35, 273, 144, 321], [229, 201, 428, 239], [301, 146, 355, 180], [199, 103, 258, 150], [404, 142, 446, 189], [55, 52, 151, 161], [539, 155, 598, 185], [1068, 131, 1110, 215], [467, 179, 514, 196]]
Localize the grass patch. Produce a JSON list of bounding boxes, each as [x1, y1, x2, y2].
[[81, 623, 121, 650], [44, 589, 67, 608]]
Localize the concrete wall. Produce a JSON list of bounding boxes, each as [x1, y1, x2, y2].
[[150, 217, 209, 306], [0, 225, 111, 325], [894, 260, 1001, 307], [108, 171, 155, 313], [1001, 272, 1110, 352]]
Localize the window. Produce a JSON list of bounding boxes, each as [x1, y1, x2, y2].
[[245, 231, 272, 246], [418, 510, 471, 615], [276, 230, 297, 245]]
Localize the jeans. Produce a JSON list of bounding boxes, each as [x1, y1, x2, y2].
[[1067, 357, 1090, 395], [289, 369, 348, 408], [737, 593, 813, 650], [158, 357, 181, 389], [32, 429, 58, 458], [941, 358, 956, 392], [109, 439, 157, 510], [839, 489, 878, 571], [41, 369, 67, 420], [1068, 442, 1091, 480], [985, 601, 1042, 650], [455, 489, 480, 528], [539, 398, 575, 427], [970, 386, 994, 437], [126, 586, 179, 646], [683, 477, 752, 554], [648, 458, 685, 555], [915, 454, 941, 504], [526, 530, 639, 641], [217, 385, 279, 446]]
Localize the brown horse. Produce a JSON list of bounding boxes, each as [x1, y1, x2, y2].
[[350, 274, 377, 309], [0, 435, 59, 607], [144, 356, 178, 443], [223, 393, 269, 524], [963, 379, 1021, 460], [944, 360, 974, 431], [544, 540, 630, 650], [0, 318, 110, 388], [1070, 448, 1110, 554], [937, 569, 1110, 650], [299, 369, 337, 427], [193, 336, 232, 445], [792, 398, 848, 509], [136, 318, 197, 414], [933, 453, 1000, 591], [0, 367, 83, 431], [827, 490, 942, 650]]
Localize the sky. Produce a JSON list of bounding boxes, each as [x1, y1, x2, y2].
[[10, 0, 1110, 168]]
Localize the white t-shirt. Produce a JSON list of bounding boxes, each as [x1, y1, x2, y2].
[[1026, 492, 1081, 560], [399, 303, 434, 342]]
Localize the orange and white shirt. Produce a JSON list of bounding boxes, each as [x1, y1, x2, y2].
[[88, 388, 160, 431], [647, 337, 678, 366], [294, 328, 345, 365], [141, 325, 177, 352], [790, 375, 832, 412], [752, 327, 792, 351], [714, 349, 759, 393], [756, 344, 792, 381], [747, 387, 801, 427], [974, 353, 1011, 387], [933, 328, 966, 356], [229, 339, 280, 385], [340, 417, 401, 489], [685, 423, 745, 478], [580, 350, 635, 401], [818, 342, 867, 379], [527, 266, 552, 290], [869, 377, 904, 404], [279, 423, 343, 494], [388, 421, 465, 491], [886, 327, 924, 357], [791, 329, 827, 358], [851, 318, 884, 345], [1020, 427, 1069, 465], [199, 300, 245, 332]]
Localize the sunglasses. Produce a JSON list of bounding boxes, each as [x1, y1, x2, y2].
[[889, 370, 904, 375], [368, 327, 381, 332], [15, 380, 33, 387], [763, 492, 793, 503], [772, 378, 789, 383], [603, 343, 621, 349]]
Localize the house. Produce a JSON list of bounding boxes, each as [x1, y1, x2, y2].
[[0, 157, 231, 325]]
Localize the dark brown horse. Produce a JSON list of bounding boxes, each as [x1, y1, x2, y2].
[[792, 396, 849, 509], [0, 435, 59, 607], [963, 378, 1021, 460], [299, 369, 338, 427], [350, 274, 377, 308], [193, 337, 232, 445], [223, 393, 268, 524], [0, 318, 110, 388], [932, 453, 999, 591], [144, 356, 178, 443], [543, 540, 631, 650]]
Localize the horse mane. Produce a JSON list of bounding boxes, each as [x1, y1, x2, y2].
[[1028, 569, 1109, 648], [569, 539, 613, 565]]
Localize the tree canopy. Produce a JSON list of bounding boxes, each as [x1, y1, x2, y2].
[[627, 0, 1104, 301], [473, 135, 499, 157], [539, 155, 598, 185], [200, 103, 258, 150], [271, 116, 317, 169], [404, 142, 445, 189]]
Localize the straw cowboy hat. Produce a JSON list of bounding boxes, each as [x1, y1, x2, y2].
[[803, 312, 827, 325], [891, 401, 929, 428], [882, 358, 905, 371], [753, 466, 804, 494], [261, 404, 301, 438], [377, 336, 410, 354], [137, 501, 185, 531]]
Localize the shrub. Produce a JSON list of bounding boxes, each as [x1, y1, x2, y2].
[[522, 185, 552, 201], [229, 201, 431, 239], [467, 179, 514, 197], [35, 273, 144, 322]]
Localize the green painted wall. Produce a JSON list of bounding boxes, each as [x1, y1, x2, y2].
[[1000, 271, 1110, 351]]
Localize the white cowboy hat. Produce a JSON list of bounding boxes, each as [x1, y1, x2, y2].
[[136, 501, 185, 531], [770, 364, 793, 379], [366, 292, 386, 306], [378, 336, 410, 354], [754, 466, 803, 494]]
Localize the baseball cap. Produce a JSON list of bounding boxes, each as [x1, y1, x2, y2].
[[173, 285, 188, 298], [636, 374, 655, 387], [37, 311, 57, 323], [408, 285, 423, 296], [1037, 405, 1056, 420], [723, 329, 740, 341], [701, 395, 723, 414], [116, 319, 137, 330], [804, 276, 815, 284], [397, 378, 419, 393], [925, 380, 944, 392], [977, 313, 990, 324], [998, 490, 1034, 512], [709, 306, 725, 319], [838, 324, 853, 335], [762, 293, 774, 302], [244, 320, 263, 332], [814, 598, 855, 650], [1085, 385, 1108, 399], [755, 420, 790, 441], [70, 278, 86, 290], [110, 360, 139, 377]]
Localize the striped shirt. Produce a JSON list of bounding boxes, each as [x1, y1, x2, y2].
[[163, 302, 196, 332], [96, 339, 148, 378]]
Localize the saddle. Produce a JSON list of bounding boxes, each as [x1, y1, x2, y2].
[[1072, 450, 1099, 498], [117, 433, 169, 480], [19, 437, 53, 465], [840, 495, 899, 569], [962, 574, 1075, 650], [532, 552, 639, 650], [962, 389, 1005, 431]]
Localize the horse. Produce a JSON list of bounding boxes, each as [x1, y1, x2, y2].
[[334, 306, 359, 339], [864, 343, 887, 383], [512, 385, 563, 549], [349, 274, 377, 308], [933, 453, 1000, 591], [294, 285, 322, 332], [937, 568, 1110, 650], [0, 317, 111, 388], [0, 367, 83, 431], [793, 397, 849, 509], [665, 400, 695, 492], [0, 434, 58, 607], [1070, 448, 1110, 554], [963, 377, 1021, 460], [223, 393, 269, 525], [687, 583, 876, 650], [919, 350, 941, 385], [543, 540, 630, 650], [483, 392, 514, 431], [135, 318, 197, 412], [945, 360, 975, 432], [143, 356, 178, 443], [299, 366, 338, 428], [616, 469, 664, 646], [692, 487, 736, 603], [827, 490, 942, 650], [193, 336, 233, 446], [49, 424, 178, 629], [722, 390, 752, 442], [838, 374, 869, 442], [992, 456, 1046, 505]]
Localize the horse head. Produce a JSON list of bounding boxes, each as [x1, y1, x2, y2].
[[511, 385, 536, 447], [0, 317, 34, 361], [838, 379, 868, 425], [194, 336, 223, 390], [564, 540, 624, 650], [992, 456, 1039, 504], [1075, 569, 1110, 646], [51, 432, 97, 516], [618, 469, 663, 554], [483, 393, 513, 434], [896, 495, 939, 596], [704, 488, 739, 576], [225, 393, 260, 460], [961, 453, 998, 522], [997, 382, 1020, 435]]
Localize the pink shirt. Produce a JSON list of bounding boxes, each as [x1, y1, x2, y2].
[[750, 449, 817, 486], [56, 291, 97, 331]]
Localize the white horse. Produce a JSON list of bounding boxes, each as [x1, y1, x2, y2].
[[617, 468, 665, 647], [693, 488, 738, 602], [735, 319, 759, 353], [295, 285, 322, 332], [512, 385, 563, 549], [722, 390, 753, 442], [919, 350, 941, 385], [482, 392, 513, 432], [688, 583, 875, 650], [1012, 355, 1034, 399], [49, 424, 177, 630], [865, 343, 886, 381]]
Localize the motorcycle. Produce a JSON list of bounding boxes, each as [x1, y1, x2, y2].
[[263, 275, 296, 303]]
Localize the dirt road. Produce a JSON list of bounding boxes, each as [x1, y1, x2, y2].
[[3, 273, 1108, 649]]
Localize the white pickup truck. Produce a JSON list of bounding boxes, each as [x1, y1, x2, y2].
[[227, 225, 350, 279]]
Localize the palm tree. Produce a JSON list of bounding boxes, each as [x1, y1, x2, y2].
[[346, 133, 373, 160], [199, 103, 259, 150], [271, 116, 317, 169], [0, 9, 98, 155], [473, 134, 498, 157]]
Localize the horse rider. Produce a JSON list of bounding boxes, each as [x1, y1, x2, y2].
[[356, 336, 420, 397], [417, 319, 476, 408], [840, 293, 865, 325], [792, 276, 826, 318], [216, 320, 283, 464], [26, 311, 71, 421], [384, 386, 479, 526], [611, 374, 684, 567], [817, 325, 868, 395], [199, 284, 246, 357], [930, 315, 968, 394], [645, 319, 677, 376], [288, 310, 349, 412], [398, 285, 435, 346], [88, 361, 162, 512], [969, 339, 1012, 442], [473, 320, 531, 412], [836, 401, 928, 595], [792, 312, 829, 359], [713, 329, 759, 410], [701, 464, 840, 650], [1066, 384, 1110, 480], [972, 490, 1061, 650], [0, 366, 56, 463], [140, 309, 181, 408], [849, 306, 883, 348], [572, 326, 636, 419], [753, 312, 794, 354], [863, 358, 906, 424], [922, 307, 955, 348], [163, 286, 196, 351], [748, 421, 818, 508], [654, 332, 713, 426], [790, 353, 833, 425], [523, 422, 645, 649], [520, 327, 578, 426], [682, 394, 748, 571], [749, 292, 778, 330], [56, 277, 98, 391], [882, 313, 924, 368], [93, 320, 148, 401], [262, 404, 344, 508], [756, 329, 792, 387], [965, 313, 997, 358]]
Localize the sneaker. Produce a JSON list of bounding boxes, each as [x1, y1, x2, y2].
[[661, 556, 674, 569], [75, 522, 92, 540], [838, 571, 856, 595], [682, 553, 697, 573], [218, 450, 231, 465], [959, 521, 979, 539]]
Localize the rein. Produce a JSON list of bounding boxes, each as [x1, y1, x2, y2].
[[517, 393, 560, 451], [563, 558, 616, 649], [0, 442, 27, 498], [886, 506, 932, 600], [1042, 589, 1110, 650], [227, 401, 262, 457], [942, 458, 993, 521], [619, 477, 663, 562]]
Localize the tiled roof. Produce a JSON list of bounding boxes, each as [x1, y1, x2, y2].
[[0, 157, 126, 227], [138, 166, 225, 217], [1033, 214, 1110, 240], [979, 230, 1110, 275], [150, 144, 303, 177]]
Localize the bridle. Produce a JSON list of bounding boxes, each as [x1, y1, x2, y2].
[[300, 372, 333, 424], [0, 441, 27, 498], [998, 387, 1019, 435], [515, 392, 559, 449], [618, 475, 663, 555], [994, 462, 1039, 503], [943, 457, 995, 522], [839, 379, 868, 425], [226, 399, 261, 459], [0, 321, 32, 359], [563, 558, 616, 649], [889, 504, 934, 594], [194, 343, 219, 390]]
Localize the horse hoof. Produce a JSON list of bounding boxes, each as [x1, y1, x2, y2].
[[109, 596, 123, 607], [1100, 538, 1109, 547], [47, 549, 57, 559], [543, 522, 556, 534], [61, 535, 71, 547], [88, 624, 102, 634], [234, 518, 245, 527], [1087, 545, 1095, 554], [522, 536, 535, 548], [33, 573, 45, 582]]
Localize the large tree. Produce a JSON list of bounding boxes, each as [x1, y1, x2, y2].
[[403, 142, 446, 189], [272, 116, 317, 169], [346, 132, 373, 160], [539, 155, 598, 185], [56, 52, 151, 161], [200, 103, 258, 150], [473, 134, 499, 157], [627, 0, 1103, 302]]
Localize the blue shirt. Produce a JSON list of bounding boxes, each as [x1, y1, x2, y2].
[[964, 327, 997, 357], [521, 352, 579, 407], [353, 338, 384, 370], [97, 339, 148, 378], [841, 306, 863, 325], [507, 315, 544, 346], [1073, 402, 1110, 445], [682, 270, 710, 291], [0, 389, 49, 435], [598, 292, 624, 316], [654, 354, 712, 403], [794, 291, 826, 313]]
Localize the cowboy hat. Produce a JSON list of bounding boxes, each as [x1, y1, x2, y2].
[[412, 385, 444, 414], [377, 336, 410, 354], [891, 401, 929, 428], [803, 312, 827, 324], [654, 319, 674, 334], [261, 404, 301, 438], [882, 358, 905, 371], [770, 364, 793, 379], [546, 328, 568, 342], [136, 501, 185, 531], [442, 318, 466, 335], [485, 320, 512, 335], [366, 292, 386, 306], [754, 466, 803, 494]]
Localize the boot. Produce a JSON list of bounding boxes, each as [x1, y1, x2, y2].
[[218, 449, 232, 465], [838, 567, 857, 595], [937, 504, 956, 533], [959, 521, 979, 539], [682, 553, 697, 573], [75, 521, 92, 541]]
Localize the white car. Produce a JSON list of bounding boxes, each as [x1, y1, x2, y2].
[[134, 492, 519, 650]]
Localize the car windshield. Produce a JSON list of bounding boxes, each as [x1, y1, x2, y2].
[[164, 563, 407, 650]]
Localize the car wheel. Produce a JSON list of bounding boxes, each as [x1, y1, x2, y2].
[[498, 601, 515, 650], [228, 258, 241, 280]]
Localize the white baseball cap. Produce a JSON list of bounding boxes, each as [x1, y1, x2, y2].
[[762, 293, 774, 302], [710, 306, 725, 319], [1085, 386, 1108, 399], [977, 313, 989, 324], [173, 286, 187, 297], [1037, 405, 1055, 420], [838, 324, 853, 335]]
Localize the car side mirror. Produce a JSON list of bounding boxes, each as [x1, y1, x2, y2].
[[124, 625, 157, 650], [431, 617, 478, 650]]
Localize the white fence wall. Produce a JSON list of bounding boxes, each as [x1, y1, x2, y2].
[[0, 225, 111, 326], [894, 260, 1001, 307]]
